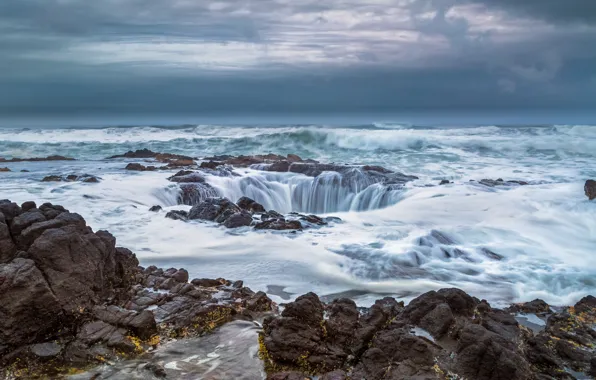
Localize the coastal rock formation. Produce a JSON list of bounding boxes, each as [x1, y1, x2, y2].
[[261, 290, 596, 380], [0, 155, 75, 162], [477, 178, 529, 187], [586, 179, 596, 200], [0, 199, 274, 378]]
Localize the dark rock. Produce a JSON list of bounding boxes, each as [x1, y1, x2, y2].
[[191, 278, 224, 288], [223, 210, 253, 228], [0, 167, 10, 172], [178, 183, 219, 206], [200, 161, 223, 170], [479, 178, 529, 187], [267, 372, 309, 380], [145, 363, 167, 378], [42, 175, 62, 182], [237, 196, 266, 213], [574, 295, 596, 313], [287, 154, 302, 162], [439, 179, 450, 185], [506, 299, 552, 314], [125, 163, 157, 171], [10, 210, 47, 236], [108, 148, 158, 159], [165, 210, 188, 221], [255, 219, 302, 231], [0, 155, 75, 162], [149, 205, 162, 212], [586, 180, 596, 200], [21, 201, 37, 212], [188, 197, 241, 223]]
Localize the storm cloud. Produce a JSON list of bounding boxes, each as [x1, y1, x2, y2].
[[0, 0, 595, 114]]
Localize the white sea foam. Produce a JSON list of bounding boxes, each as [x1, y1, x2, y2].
[[0, 124, 595, 306]]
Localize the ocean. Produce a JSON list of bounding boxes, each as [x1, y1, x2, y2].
[[1, 121, 595, 307]]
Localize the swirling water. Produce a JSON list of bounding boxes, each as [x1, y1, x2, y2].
[[1, 122, 595, 307]]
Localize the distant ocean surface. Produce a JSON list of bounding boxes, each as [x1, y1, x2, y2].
[[1, 122, 595, 306]]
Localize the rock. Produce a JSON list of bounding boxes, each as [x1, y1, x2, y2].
[[21, 201, 37, 212], [0, 258, 62, 346], [0, 167, 11, 172], [287, 154, 302, 163], [188, 197, 241, 223], [506, 299, 552, 314], [0, 155, 75, 162], [125, 163, 157, 171], [585, 179, 596, 200], [255, 218, 302, 231], [149, 205, 162, 212], [223, 211, 253, 228], [145, 363, 167, 378], [574, 295, 596, 313], [165, 210, 188, 221], [191, 278, 224, 287], [479, 178, 529, 187], [41, 174, 100, 183], [10, 210, 47, 236], [439, 179, 450, 185], [30, 342, 63, 359], [200, 161, 223, 170], [41, 175, 62, 182], [237, 196, 266, 213], [267, 372, 309, 380], [108, 148, 158, 159], [178, 183, 220, 206]]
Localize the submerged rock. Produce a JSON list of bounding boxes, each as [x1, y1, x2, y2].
[[585, 179, 596, 200], [0, 167, 10, 172], [125, 163, 158, 171], [41, 174, 100, 183], [478, 178, 529, 187], [0, 155, 75, 162]]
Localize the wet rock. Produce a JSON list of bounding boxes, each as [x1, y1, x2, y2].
[[574, 295, 596, 313], [0, 155, 75, 162], [255, 218, 303, 231], [237, 196, 266, 213], [479, 178, 529, 187], [145, 362, 167, 378], [30, 342, 63, 359], [188, 197, 242, 223], [41, 174, 100, 183], [191, 278, 224, 288], [0, 167, 10, 172], [586, 179, 596, 200], [149, 205, 163, 212], [506, 299, 552, 314], [178, 183, 220, 206], [268, 372, 309, 380], [439, 179, 450, 185], [165, 210, 188, 221], [125, 163, 158, 171], [287, 154, 302, 163], [108, 148, 158, 159], [23, 202, 38, 213], [200, 160, 223, 170], [223, 210, 253, 228]]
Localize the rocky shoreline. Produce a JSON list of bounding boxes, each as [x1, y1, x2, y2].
[[1, 198, 595, 379]]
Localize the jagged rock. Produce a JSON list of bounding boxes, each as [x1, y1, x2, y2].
[[585, 179, 596, 200], [178, 183, 219, 206], [108, 148, 158, 159], [506, 299, 552, 314], [0, 199, 275, 378]]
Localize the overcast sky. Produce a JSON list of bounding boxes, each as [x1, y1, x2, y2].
[[1, 0, 595, 115]]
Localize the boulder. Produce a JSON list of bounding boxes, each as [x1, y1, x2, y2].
[[585, 179, 596, 200], [223, 211, 253, 228], [125, 163, 157, 171], [149, 205, 162, 212], [188, 197, 241, 223], [237, 196, 266, 213], [0, 167, 11, 172]]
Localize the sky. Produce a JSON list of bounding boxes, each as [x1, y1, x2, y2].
[[0, 0, 595, 116]]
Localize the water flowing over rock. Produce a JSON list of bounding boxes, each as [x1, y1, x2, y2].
[[41, 174, 100, 183], [585, 179, 596, 200]]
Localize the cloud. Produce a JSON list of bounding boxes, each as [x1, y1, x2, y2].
[[0, 0, 595, 112]]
